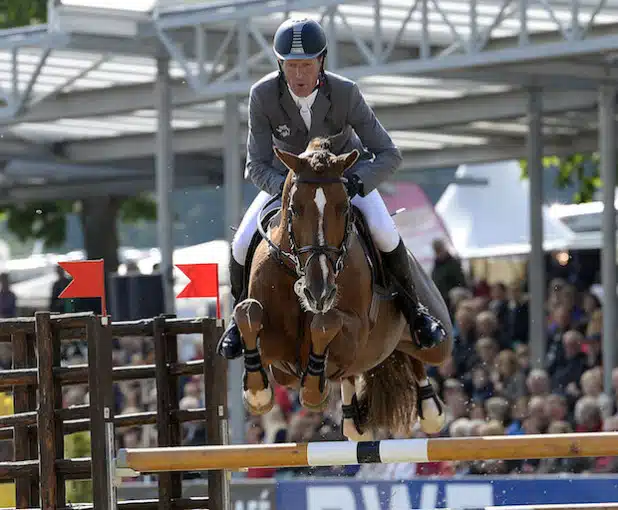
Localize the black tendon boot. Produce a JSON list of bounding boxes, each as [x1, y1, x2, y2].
[[381, 239, 447, 349], [216, 256, 246, 359]]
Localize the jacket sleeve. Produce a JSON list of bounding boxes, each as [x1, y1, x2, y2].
[[346, 83, 403, 195], [244, 87, 286, 196]]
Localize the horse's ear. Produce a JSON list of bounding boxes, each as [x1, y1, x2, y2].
[[274, 147, 299, 172], [338, 149, 360, 173]]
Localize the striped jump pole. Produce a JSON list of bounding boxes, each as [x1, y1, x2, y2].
[[116, 431, 618, 474]]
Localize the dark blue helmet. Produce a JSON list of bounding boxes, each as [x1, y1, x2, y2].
[[273, 18, 327, 60]]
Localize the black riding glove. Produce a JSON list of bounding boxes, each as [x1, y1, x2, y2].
[[345, 173, 362, 199]]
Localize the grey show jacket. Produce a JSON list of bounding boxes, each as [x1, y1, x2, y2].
[[244, 70, 403, 196]]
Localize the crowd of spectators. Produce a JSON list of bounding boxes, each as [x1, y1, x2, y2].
[[1, 240, 617, 485], [236, 240, 618, 479]]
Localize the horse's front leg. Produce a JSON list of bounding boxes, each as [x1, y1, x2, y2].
[[234, 298, 274, 415], [410, 357, 445, 434], [340, 376, 374, 441], [299, 310, 342, 412]]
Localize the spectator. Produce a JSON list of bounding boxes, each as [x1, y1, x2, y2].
[[580, 367, 613, 419], [485, 396, 511, 428], [493, 349, 526, 402], [574, 396, 603, 433], [489, 282, 509, 332], [468, 365, 494, 403], [452, 305, 479, 377], [448, 286, 472, 316], [476, 311, 506, 349], [475, 336, 499, 370], [584, 309, 603, 368], [545, 394, 569, 423], [431, 238, 466, 309], [506, 279, 529, 345], [50, 265, 72, 313], [526, 369, 551, 398], [528, 395, 549, 433], [547, 330, 587, 395], [0, 273, 16, 318]]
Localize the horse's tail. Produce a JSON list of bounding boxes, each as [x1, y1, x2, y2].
[[356, 350, 419, 437]]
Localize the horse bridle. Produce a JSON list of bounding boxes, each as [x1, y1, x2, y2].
[[257, 175, 353, 279]]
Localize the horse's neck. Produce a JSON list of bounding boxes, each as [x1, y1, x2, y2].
[[270, 213, 293, 252]]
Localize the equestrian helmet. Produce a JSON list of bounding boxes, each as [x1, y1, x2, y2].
[[273, 18, 327, 60]]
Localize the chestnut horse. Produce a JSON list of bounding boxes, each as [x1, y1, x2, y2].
[[234, 137, 453, 440]]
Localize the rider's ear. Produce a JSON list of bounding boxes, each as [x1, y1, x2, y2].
[[274, 147, 299, 172], [338, 149, 360, 173]]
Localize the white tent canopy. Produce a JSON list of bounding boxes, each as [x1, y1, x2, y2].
[[435, 160, 576, 259]]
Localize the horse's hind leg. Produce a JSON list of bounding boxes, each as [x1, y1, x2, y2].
[[341, 376, 374, 441], [234, 299, 274, 416], [299, 311, 342, 412], [409, 356, 445, 434]]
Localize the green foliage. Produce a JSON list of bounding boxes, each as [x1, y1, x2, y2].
[[520, 152, 604, 203], [64, 431, 93, 503], [0, 201, 75, 249], [0, 0, 48, 28], [119, 193, 157, 223]]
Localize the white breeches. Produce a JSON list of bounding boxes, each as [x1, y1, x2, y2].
[[231, 189, 401, 265]]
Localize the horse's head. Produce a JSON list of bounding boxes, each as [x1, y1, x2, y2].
[[274, 137, 359, 314]]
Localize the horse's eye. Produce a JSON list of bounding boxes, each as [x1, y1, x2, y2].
[[291, 205, 303, 217]]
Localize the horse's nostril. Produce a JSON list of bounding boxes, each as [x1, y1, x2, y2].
[[303, 287, 314, 301], [325, 285, 337, 302]]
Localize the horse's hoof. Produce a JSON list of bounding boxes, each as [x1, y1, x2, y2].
[[342, 419, 374, 442], [299, 380, 330, 412], [418, 383, 445, 434], [242, 386, 275, 416]]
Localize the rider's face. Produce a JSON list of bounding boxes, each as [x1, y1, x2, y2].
[[282, 58, 321, 97]]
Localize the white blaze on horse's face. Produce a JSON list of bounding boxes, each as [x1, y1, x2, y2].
[[313, 187, 330, 286], [294, 184, 338, 315]]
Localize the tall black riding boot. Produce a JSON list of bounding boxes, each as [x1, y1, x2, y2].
[[216, 255, 246, 360], [381, 238, 447, 349]]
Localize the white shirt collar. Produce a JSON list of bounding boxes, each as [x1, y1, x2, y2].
[[288, 83, 319, 110]]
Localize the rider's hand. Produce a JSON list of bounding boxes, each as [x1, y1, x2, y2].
[[345, 173, 362, 199]]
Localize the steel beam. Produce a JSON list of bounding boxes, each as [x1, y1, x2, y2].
[[223, 97, 243, 243], [526, 87, 545, 370], [222, 94, 246, 450], [156, 0, 354, 30], [0, 173, 218, 204], [155, 58, 176, 315], [0, 71, 601, 129], [599, 84, 617, 394], [60, 89, 599, 162]]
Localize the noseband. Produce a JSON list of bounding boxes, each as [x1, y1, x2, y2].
[[257, 174, 353, 279]]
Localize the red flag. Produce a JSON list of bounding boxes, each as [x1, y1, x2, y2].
[[58, 259, 107, 316], [176, 263, 220, 318]]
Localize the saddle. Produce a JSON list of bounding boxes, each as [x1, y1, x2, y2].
[[243, 204, 396, 321]]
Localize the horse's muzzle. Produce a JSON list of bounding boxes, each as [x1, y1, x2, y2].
[[303, 283, 337, 313]]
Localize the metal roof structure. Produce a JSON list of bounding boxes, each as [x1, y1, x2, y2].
[[0, 0, 618, 199]]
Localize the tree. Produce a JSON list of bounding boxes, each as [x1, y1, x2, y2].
[[0, 0, 47, 28], [1, 0, 156, 273], [521, 152, 603, 204]]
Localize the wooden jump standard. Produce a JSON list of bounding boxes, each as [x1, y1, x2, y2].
[[117, 431, 618, 473]]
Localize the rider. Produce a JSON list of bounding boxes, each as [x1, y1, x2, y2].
[[217, 17, 447, 360]]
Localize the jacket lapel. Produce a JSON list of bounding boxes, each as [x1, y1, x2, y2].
[[308, 88, 332, 139]]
